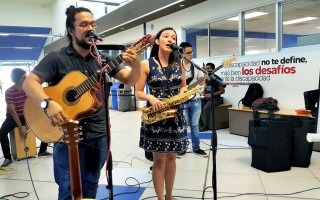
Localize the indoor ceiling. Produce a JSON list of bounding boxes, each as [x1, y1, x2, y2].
[[0, 0, 206, 63], [0, 26, 52, 61], [1, 0, 319, 63]]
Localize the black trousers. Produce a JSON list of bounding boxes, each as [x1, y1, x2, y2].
[[0, 116, 48, 159], [199, 97, 221, 129]]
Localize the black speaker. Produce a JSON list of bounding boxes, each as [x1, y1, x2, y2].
[[287, 117, 316, 167], [249, 118, 293, 172]]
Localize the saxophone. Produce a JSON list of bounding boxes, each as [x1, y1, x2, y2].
[[141, 85, 204, 124]]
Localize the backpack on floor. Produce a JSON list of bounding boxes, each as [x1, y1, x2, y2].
[[238, 83, 263, 107]]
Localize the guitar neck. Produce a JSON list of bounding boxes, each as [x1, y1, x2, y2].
[[213, 64, 223, 73], [103, 55, 124, 74], [74, 55, 124, 98], [188, 63, 224, 90]]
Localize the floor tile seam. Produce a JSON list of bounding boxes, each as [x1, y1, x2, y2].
[[203, 149, 212, 190], [257, 168, 269, 199], [216, 171, 261, 176], [308, 168, 320, 183], [2, 178, 54, 183]]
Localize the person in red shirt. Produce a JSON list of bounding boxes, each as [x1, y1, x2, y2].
[[0, 68, 52, 168], [0, 68, 28, 167]]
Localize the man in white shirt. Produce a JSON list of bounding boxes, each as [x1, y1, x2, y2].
[[178, 42, 207, 157]]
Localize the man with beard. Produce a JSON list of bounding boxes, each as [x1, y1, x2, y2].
[[23, 6, 141, 200]]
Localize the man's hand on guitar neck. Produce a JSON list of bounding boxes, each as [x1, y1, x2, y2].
[[122, 49, 139, 68], [46, 100, 69, 126]]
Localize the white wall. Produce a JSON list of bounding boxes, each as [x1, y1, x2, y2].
[[193, 46, 319, 110], [0, 0, 106, 41], [0, 0, 53, 27], [51, 0, 106, 41]]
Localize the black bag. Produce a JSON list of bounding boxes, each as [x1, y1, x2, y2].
[[283, 117, 315, 167], [238, 83, 263, 107], [252, 97, 279, 111], [248, 115, 293, 172]]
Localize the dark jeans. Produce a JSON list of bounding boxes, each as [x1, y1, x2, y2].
[[53, 135, 107, 200], [0, 116, 50, 159], [200, 97, 221, 129], [0, 116, 25, 159]]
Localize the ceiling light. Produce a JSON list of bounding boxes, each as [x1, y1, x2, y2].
[[13, 47, 34, 50], [283, 17, 318, 25], [29, 34, 54, 37], [227, 12, 268, 21], [0, 33, 62, 38]]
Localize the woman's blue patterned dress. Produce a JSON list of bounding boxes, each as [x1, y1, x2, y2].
[[139, 58, 188, 153]]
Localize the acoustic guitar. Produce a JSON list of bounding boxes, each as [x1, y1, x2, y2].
[[24, 34, 153, 143]]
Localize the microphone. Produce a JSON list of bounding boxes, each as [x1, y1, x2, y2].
[[170, 44, 182, 51], [86, 30, 103, 41], [306, 133, 320, 142]]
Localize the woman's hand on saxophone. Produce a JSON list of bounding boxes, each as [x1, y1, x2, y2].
[[148, 95, 165, 113], [179, 86, 189, 103]]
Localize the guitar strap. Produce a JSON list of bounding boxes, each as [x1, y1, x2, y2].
[[185, 62, 194, 85], [190, 63, 195, 82]]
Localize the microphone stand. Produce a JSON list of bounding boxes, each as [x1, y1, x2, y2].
[[177, 51, 224, 200], [89, 37, 114, 200]]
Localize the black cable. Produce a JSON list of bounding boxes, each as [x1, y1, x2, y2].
[[0, 136, 33, 200], [24, 134, 40, 200], [201, 140, 250, 149], [110, 154, 320, 200], [98, 177, 152, 200], [0, 192, 29, 199]]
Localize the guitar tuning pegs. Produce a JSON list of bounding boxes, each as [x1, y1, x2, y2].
[[78, 126, 83, 131]]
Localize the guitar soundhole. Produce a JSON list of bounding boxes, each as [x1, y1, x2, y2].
[[66, 90, 78, 103]]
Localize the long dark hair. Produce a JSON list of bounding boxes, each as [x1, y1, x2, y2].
[[149, 27, 180, 66], [65, 6, 92, 42]]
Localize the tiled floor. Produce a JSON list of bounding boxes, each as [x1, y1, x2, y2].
[[0, 109, 320, 200]]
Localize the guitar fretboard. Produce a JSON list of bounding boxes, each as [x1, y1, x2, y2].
[[73, 55, 124, 99]]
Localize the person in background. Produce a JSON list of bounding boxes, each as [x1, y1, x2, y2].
[[136, 27, 188, 200], [38, 142, 52, 157], [199, 62, 225, 132], [0, 68, 27, 167], [22, 6, 141, 200], [0, 68, 52, 168], [178, 42, 207, 157]]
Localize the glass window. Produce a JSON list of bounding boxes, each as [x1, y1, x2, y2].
[[243, 4, 276, 55], [185, 22, 208, 58], [209, 17, 239, 56], [282, 0, 320, 48]]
